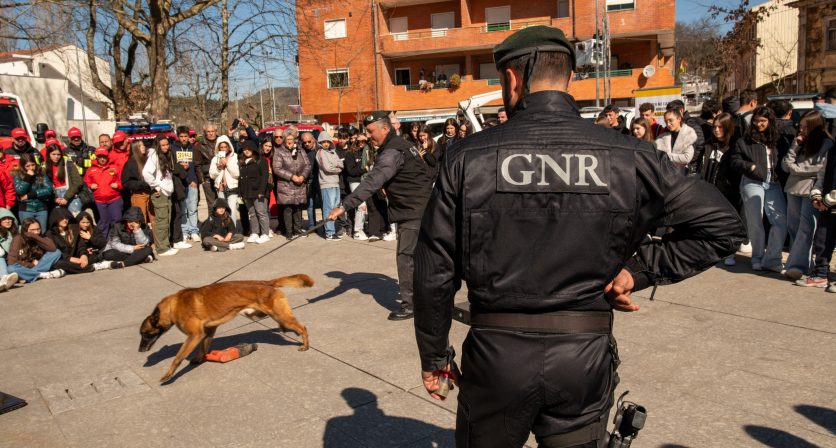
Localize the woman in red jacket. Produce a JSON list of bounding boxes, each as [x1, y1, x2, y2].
[[83, 147, 123, 240]]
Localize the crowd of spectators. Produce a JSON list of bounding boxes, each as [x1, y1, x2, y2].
[[1, 88, 833, 294]]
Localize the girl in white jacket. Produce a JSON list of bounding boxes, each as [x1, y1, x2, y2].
[[656, 109, 698, 170], [209, 135, 241, 231]]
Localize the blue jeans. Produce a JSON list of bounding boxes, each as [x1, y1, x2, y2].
[[18, 209, 47, 233], [96, 198, 124, 241], [181, 186, 199, 236], [786, 194, 817, 273], [8, 250, 61, 283], [307, 186, 320, 228], [0, 256, 8, 275], [55, 187, 83, 216], [741, 178, 787, 267], [320, 187, 340, 237]]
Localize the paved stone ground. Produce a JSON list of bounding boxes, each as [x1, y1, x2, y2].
[[0, 226, 834, 447]]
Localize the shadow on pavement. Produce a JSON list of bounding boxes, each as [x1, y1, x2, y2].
[[323, 388, 454, 447], [305, 271, 400, 311], [794, 404, 836, 435], [744, 425, 817, 448], [144, 328, 298, 368]]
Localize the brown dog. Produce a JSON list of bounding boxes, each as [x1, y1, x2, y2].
[[139, 274, 313, 382]]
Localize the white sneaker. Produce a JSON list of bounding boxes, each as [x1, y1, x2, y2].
[[49, 269, 65, 279], [723, 256, 736, 266], [247, 234, 259, 243], [145, 255, 154, 263], [158, 248, 179, 257], [229, 242, 246, 250], [739, 242, 752, 254], [268, 230, 275, 238], [191, 233, 202, 243], [209, 245, 218, 252], [382, 232, 397, 241], [93, 261, 112, 271], [257, 234, 270, 244], [354, 231, 369, 241], [173, 241, 192, 250], [0, 273, 18, 291]]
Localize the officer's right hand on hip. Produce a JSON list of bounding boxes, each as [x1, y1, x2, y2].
[[605, 269, 640, 312]]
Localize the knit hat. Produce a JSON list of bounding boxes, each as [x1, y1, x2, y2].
[[240, 140, 258, 153]]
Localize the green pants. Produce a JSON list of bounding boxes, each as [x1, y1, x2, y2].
[[150, 193, 172, 252]]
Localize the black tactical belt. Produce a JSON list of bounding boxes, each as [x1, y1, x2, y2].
[[454, 302, 612, 334]]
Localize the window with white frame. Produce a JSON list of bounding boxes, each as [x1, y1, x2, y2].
[[826, 16, 836, 52], [606, 0, 634, 11], [324, 19, 347, 39], [327, 69, 349, 89]]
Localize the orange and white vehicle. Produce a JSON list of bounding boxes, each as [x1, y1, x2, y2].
[[0, 91, 41, 151]]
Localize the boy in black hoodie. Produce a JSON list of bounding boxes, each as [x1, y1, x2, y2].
[[200, 198, 245, 252]]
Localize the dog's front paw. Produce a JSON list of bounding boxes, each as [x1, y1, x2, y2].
[[298, 345, 309, 352], [159, 374, 172, 383]]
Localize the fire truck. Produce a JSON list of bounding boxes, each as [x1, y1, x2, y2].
[[0, 91, 45, 150]]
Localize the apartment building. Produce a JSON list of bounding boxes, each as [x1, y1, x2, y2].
[[297, 0, 676, 124]]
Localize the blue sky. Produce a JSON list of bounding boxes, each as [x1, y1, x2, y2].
[[676, 0, 770, 26]]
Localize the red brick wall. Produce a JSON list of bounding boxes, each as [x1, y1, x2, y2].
[[382, 1, 462, 32], [297, 0, 676, 117]]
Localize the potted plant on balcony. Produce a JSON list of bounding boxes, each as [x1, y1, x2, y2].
[[448, 73, 461, 91], [420, 81, 433, 93]]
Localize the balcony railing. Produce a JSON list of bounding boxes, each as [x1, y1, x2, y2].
[[391, 28, 450, 41], [479, 19, 551, 33], [573, 69, 633, 80]]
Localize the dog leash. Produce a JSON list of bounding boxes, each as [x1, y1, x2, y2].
[[211, 219, 329, 284]]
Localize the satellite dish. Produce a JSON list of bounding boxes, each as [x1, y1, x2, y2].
[[642, 65, 656, 78]]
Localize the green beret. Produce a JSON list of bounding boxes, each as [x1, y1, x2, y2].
[[493, 25, 576, 71], [363, 111, 390, 127]]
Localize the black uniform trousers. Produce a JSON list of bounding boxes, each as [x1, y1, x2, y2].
[[456, 328, 618, 448], [395, 219, 421, 310], [812, 211, 836, 280]]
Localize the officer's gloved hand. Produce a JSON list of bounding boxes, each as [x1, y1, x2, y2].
[[605, 269, 640, 312]]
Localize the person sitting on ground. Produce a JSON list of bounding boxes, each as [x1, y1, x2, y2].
[[13, 152, 52, 231], [84, 147, 123, 240], [44, 143, 85, 217], [199, 198, 245, 252], [47, 207, 120, 274], [76, 211, 109, 269], [238, 140, 270, 244], [102, 206, 154, 267], [7, 217, 65, 282], [0, 209, 20, 291]]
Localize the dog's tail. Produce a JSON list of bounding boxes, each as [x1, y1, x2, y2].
[[269, 274, 314, 289]]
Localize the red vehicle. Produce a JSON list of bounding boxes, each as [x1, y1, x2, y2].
[[0, 92, 43, 151]]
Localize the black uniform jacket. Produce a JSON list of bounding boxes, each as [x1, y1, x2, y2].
[[413, 91, 746, 371]]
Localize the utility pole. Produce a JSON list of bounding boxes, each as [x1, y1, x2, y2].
[[73, 37, 89, 137], [269, 78, 275, 123]]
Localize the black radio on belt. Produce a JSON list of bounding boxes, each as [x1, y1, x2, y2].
[[607, 391, 647, 448]]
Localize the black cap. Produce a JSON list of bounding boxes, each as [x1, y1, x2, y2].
[[241, 140, 258, 152], [363, 111, 390, 127], [493, 25, 576, 71]]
